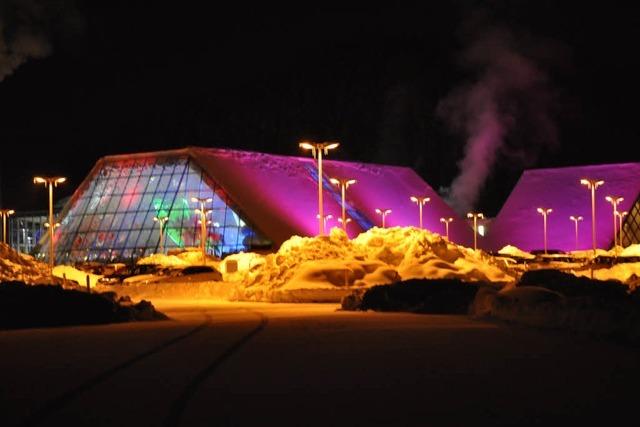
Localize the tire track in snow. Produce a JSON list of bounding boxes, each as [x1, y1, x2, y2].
[[163, 309, 268, 427], [19, 313, 212, 427]]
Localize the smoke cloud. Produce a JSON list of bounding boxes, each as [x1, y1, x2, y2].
[[0, 0, 73, 82], [438, 19, 559, 215]]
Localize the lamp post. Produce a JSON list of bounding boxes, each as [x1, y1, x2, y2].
[[569, 215, 583, 252], [605, 195, 624, 250], [410, 196, 431, 229], [440, 217, 453, 241], [329, 177, 356, 232], [33, 176, 66, 269], [299, 140, 340, 236], [375, 208, 392, 228], [316, 213, 333, 231], [153, 215, 169, 253], [580, 178, 604, 255], [467, 212, 484, 251], [0, 209, 15, 245], [191, 197, 213, 263], [537, 208, 553, 255], [617, 211, 628, 247], [338, 217, 351, 231]]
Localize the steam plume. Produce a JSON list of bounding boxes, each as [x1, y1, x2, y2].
[[438, 22, 559, 215]]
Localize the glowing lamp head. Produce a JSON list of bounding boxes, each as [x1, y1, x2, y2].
[[298, 142, 315, 151], [580, 178, 605, 189], [605, 195, 624, 205], [33, 177, 46, 185], [338, 217, 351, 224], [440, 217, 453, 223], [569, 215, 583, 222], [329, 178, 340, 186]]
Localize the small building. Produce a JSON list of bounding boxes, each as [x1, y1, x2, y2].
[[37, 147, 472, 264], [486, 162, 640, 252]]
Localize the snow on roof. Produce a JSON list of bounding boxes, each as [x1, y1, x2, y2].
[[182, 147, 473, 247], [486, 162, 640, 252]]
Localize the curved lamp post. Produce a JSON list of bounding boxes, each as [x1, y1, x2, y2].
[[569, 215, 583, 252], [375, 208, 392, 228], [34, 176, 66, 269], [580, 178, 604, 255], [191, 197, 213, 263], [536, 207, 553, 255], [616, 211, 628, 247], [466, 212, 484, 251], [153, 215, 169, 253], [440, 217, 453, 241], [605, 195, 624, 250], [329, 177, 356, 232], [299, 141, 339, 235], [316, 213, 333, 231], [410, 196, 431, 229], [338, 217, 352, 231], [0, 209, 15, 245]]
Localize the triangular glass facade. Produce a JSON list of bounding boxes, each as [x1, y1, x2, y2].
[[38, 155, 270, 263], [620, 195, 640, 247]]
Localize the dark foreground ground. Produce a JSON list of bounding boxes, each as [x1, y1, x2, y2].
[[1, 301, 639, 426]]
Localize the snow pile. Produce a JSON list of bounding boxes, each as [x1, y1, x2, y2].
[[497, 245, 535, 259], [137, 249, 220, 268], [621, 244, 640, 257], [0, 243, 52, 284], [52, 265, 103, 288], [239, 227, 514, 301], [573, 263, 640, 286]]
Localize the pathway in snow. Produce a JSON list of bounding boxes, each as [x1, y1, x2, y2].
[[2, 302, 639, 426]]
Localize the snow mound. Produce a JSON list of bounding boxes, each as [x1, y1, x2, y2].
[[239, 227, 514, 301], [0, 243, 52, 284], [621, 244, 640, 257], [52, 265, 103, 288], [497, 245, 535, 259], [137, 249, 220, 268]]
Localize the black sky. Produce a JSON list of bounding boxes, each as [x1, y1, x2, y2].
[[1, 1, 639, 215]]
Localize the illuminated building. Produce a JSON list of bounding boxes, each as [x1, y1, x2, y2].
[[37, 147, 471, 263], [487, 163, 640, 252]]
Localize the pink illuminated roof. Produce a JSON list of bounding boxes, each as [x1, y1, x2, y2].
[[486, 162, 640, 252], [190, 147, 473, 247], [94, 147, 473, 247]]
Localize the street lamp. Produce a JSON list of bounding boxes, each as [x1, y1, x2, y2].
[[316, 213, 334, 231], [580, 178, 604, 255], [440, 217, 453, 241], [299, 140, 340, 235], [338, 217, 352, 230], [329, 177, 356, 232], [375, 208, 392, 228], [537, 208, 553, 255], [569, 215, 583, 252], [153, 215, 169, 253], [33, 176, 66, 269], [617, 211, 628, 247], [191, 196, 213, 263], [466, 212, 484, 251], [410, 196, 431, 229], [0, 209, 15, 245], [605, 195, 624, 250]]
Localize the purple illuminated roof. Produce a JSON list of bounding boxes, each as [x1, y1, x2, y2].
[[486, 163, 640, 252], [188, 147, 473, 247]]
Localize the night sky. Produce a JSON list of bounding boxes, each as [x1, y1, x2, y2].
[[1, 1, 639, 216]]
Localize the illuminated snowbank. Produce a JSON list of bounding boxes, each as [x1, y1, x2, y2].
[[238, 226, 514, 302], [0, 243, 52, 284]]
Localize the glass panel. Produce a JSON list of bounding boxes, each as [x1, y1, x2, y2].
[[42, 155, 271, 263]]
